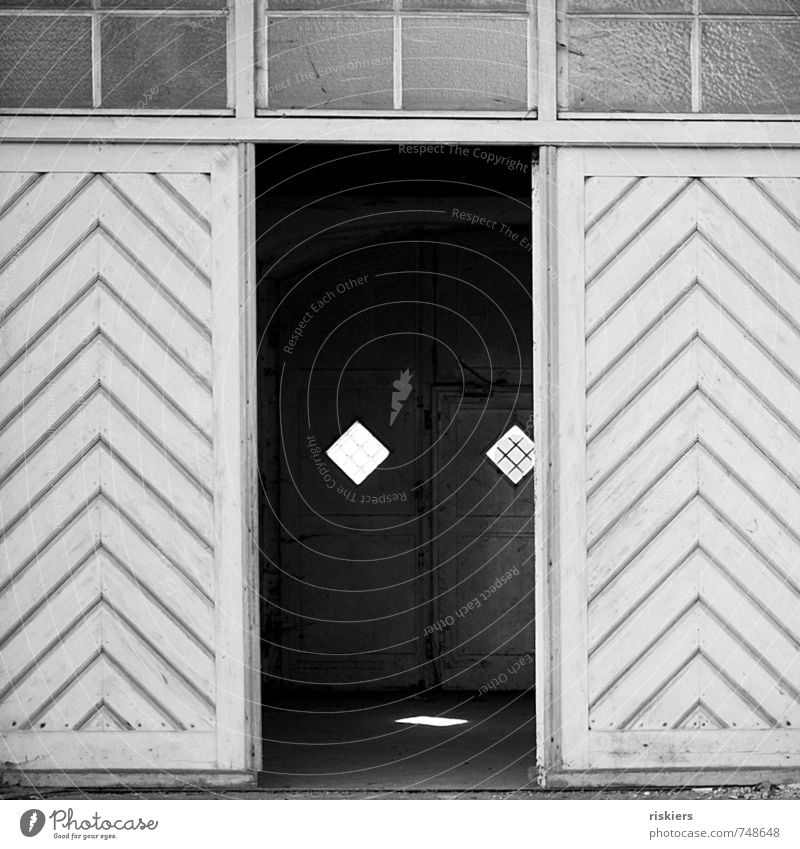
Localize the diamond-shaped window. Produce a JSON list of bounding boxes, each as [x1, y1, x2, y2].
[[326, 421, 389, 485], [486, 425, 534, 485]]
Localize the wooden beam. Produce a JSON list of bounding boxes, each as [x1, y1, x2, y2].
[[538, 767, 800, 789], [3, 116, 800, 147], [2, 769, 255, 789], [536, 0, 557, 121], [233, 0, 256, 118]]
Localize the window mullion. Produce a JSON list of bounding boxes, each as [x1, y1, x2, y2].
[[691, 0, 701, 113], [393, 0, 402, 111], [92, 1, 101, 109], [537, 0, 557, 120], [234, 0, 255, 118]]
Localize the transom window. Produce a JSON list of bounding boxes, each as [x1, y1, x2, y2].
[[562, 0, 800, 114], [0, 0, 797, 115]]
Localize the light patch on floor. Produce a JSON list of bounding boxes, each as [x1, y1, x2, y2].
[[394, 716, 469, 727]]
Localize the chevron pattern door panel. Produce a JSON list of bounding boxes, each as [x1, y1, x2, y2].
[[553, 149, 800, 773], [0, 146, 251, 774]]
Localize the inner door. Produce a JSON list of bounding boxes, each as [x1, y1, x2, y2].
[[258, 146, 534, 697]]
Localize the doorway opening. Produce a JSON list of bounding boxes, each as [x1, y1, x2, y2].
[[255, 144, 536, 790]]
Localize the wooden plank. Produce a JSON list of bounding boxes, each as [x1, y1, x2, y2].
[[584, 176, 638, 232], [700, 454, 800, 597], [584, 148, 800, 177], [0, 173, 89, 263], [100, 448, 215, 596], [0, 172, 36, 212], [0, 237, 211, 383], [234, 0, 256, 119], [587, 450, 698, 588], [0, 508, 99, 630], [2, 769, 253, 788], [157, 173, 212, 227], [589, 730, 800, 769], [239, 142, 261, 771], [704, 177, 800, 278], [0, 336, 212, 489], [585, 236, 698, 384], [543, 766, 800, 788], [699, 405, 800, 535], [0, 143, 215, 173], [698, 348, 800, 489], [698, 555, 800, 695], [107, 173, 213, 278], [701, 503, 800, 629], [534, 148, 556, 777], [536, 0, 556, 121], [586, 342, 698, 485], [585, 184, 699, 332], [211, 145, 249, 771], [584, 177, 689, 281], [587, 396, 699, 542], [99, 499, 215, 641], [4, 119, 800, 149], [0, 451, 101, 585], [588, 500, 699, 646], [589, 605, 700, 731], [555, 147, 588, 769], [0, 732, 217, 771], [589, 550, 698, 704]]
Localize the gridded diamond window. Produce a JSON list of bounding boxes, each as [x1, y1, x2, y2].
[[486, 425, 534, 484], [259, 0, 534, 112], [326, 421, 390, 485], [561, 0, 800, 114]]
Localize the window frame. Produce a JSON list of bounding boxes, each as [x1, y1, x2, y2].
[[0, 1, 234, 115], [558, 0, 800, 119], [0, 0, 796, 120]]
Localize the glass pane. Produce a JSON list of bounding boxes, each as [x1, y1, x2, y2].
[[701, 0, 800, 13], [0, 1, 91, 6], [101, 15, 227, 108], [403, 0, 527, 10], [0, 15, 92, 108], [269, 0, 392, 8], [701, 20, 800, 113], [100, 1, 225, 7], [402, 16, 527, 110], [564, 18, 692, 111], [568, 0, 692, 11], [267, 17, 394, 109]]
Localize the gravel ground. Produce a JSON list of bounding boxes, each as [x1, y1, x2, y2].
[[4, 784, 800, 801]]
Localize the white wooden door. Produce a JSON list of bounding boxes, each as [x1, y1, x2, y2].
[[549, 148, 800, 775], [0, 144, 254, 776]]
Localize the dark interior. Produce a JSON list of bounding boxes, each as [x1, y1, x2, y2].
[[255, 144, 536, 790]]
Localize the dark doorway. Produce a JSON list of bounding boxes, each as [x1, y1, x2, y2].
[[256, 145, 535, 790]]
